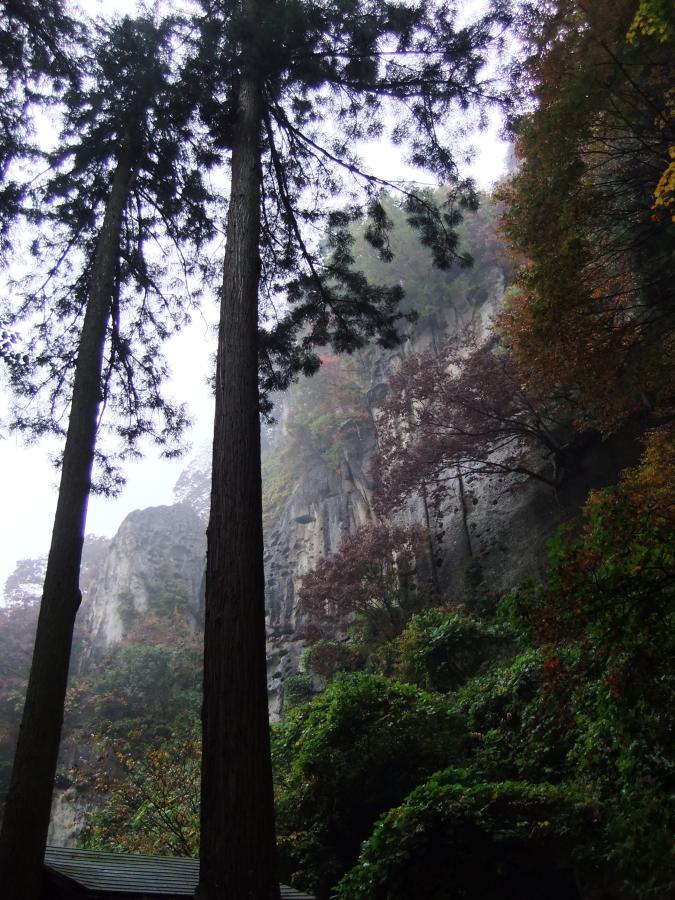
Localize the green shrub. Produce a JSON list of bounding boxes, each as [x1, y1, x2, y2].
[[281, 673, 315, 714], [273, 672, 462, 898], [392, 607, 511, 692], [493, 431, 675, 899], [92, 642, 201, 723], [450, 648, 573, 784], [336, 771, 590, 900], [301, 640, 364, 682]]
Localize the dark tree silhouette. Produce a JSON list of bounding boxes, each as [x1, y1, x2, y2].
[[190, 0, 511, 895], [0, 16, 213, 899], [0, 0, 77, 251]]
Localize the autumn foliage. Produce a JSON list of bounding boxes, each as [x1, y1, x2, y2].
[[80, 718, 201, 858], [498, 0, 675, 434], [503, 424, 675, 892], [372, 331, 575, 516], [298, 522, 430, 642], [508, 423, 675, 655]]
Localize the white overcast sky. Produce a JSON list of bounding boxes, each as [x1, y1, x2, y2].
[[0, 0, 508, 595]]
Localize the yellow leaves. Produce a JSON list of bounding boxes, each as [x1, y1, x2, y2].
[[622, 424, 675, 523], [626, 1, 673, 44], [653, 145, 675, 220], [631, 8, 675, 221]]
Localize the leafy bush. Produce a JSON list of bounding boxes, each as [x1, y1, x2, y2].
[[281, 673, 314, 714], [336, 771, 590, 900], [450, 648, 573, 784], [392, 607, 511, 692], [79, 716, 200, 857], [90, 613, 202, 726], [301, 639, 364, 682], [499, 426, 675, 898], [92, 642, 201, 723], [273, 673, 462, 898]]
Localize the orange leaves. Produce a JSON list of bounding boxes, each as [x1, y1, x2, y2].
[[80, 718, 201, 857], [497, 281, 652, 436]]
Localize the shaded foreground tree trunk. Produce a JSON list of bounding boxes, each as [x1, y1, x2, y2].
[[0, 146, 135, 900], [197, 3, 280, 896]]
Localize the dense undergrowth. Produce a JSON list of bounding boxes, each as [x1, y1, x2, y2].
[[44, 424, 671, 900], [272, 425, 675, 900]]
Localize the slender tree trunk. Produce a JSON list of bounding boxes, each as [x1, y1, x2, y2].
[[456, 465, 473, 558], [0, 147, 134, 900], [420, 479, 440, 596], [197, 1, 280, 895]]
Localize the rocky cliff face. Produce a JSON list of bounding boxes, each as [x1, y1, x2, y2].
[[79, 503, 205, 659], [258, 274, 642, 716], [260, 271, 506, 715], [47, 503, 205, 845], [264, 421, 377, 715], [173, 448, 211, 522]]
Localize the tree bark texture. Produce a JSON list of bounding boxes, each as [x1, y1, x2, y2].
[[197, 3, 280, 896], [0, 147, 134, 900]]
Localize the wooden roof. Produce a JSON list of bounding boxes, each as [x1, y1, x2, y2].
[[44, 846, 314, 899]]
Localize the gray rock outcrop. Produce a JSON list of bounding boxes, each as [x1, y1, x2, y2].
[[79, 503, 205, 660]]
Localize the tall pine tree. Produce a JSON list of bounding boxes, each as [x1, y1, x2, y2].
[[189, 0, 510, 896], [0, 15, 213, 899], [0, 0, 77, 252]]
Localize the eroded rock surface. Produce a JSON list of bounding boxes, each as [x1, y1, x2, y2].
[[79, 503, 205, 659]]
